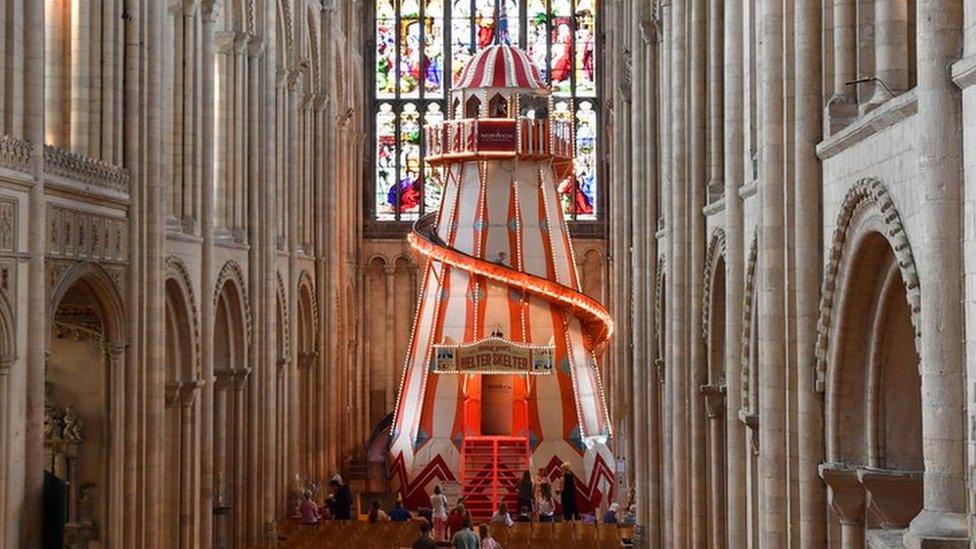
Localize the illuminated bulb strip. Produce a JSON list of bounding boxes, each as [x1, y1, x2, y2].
[[407, 231, 614, 348], [563, 317, 587, 436]]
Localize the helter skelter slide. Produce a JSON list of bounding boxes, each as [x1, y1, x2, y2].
[[389, 43, 615, 519]]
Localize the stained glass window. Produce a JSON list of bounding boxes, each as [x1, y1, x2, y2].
[[371, 0, 601, 223]]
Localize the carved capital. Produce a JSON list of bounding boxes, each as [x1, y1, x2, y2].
[[0, 356, 13, 376], [654, 357, 665, 384], [233, 367, 252, 390], [103, 341, 128, 358], [739, 411, 759, 455], [857, 467, 923, 529], [700, 384, 726, 419], [819, 463, 865, 526]]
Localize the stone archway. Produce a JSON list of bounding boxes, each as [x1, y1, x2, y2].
[[45, 262, 127, 546], [296, 271, 318, 480], [816, 179, 923, 545], [163, 257, 201, 549], [700, 229, 727, 548], [212, 261, 250, 547], [738, 233, 760, 549]]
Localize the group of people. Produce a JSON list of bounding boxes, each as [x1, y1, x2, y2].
[[294, 474, 354, 525]]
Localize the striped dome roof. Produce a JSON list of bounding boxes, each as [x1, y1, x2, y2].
[[456, 44, 548, 91]]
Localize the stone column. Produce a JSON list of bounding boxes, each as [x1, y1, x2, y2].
[[178, 381, 203, 549], [68, 0, 90, 154], [200, 3, 218, 544], [233, 368, 250, 546], [659, 4, 674, 545], [865, 0, 910, 110], [382, 263, 394, 408], [640, 16, 660, 545], [819, 464, 865, 549], [670, 0, 690, 544], [106, 342, 127, 547], [826, 0, 858, 132], [23, 0, 45, 544], [688, 0, 708, 544], [44, 0, 66, 147], [702, 384, 726, 547], [905, 0, 969, 546], [286, 76, 301, 502], [722, 0, 747, 546], [759, 0, 787, 544], [794, 0, 827, 546], [0, 358, 12, 548]]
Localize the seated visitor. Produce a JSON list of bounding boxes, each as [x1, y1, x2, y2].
[[450, 518, 480, 549], [515, 506, 532, 522], [536, 482, 556, 523], [478, 523, 501, 549], [412, 519, 438, 549], [430, 485, 449, 541], [369, 500, 391, 524], [389, 497, 412, 521], [298, 491, 320, 525], [490, 503, 513, 527], [603, 502, 619, 524], [447, 503, 468, 537], [622, 504, 637, 525]]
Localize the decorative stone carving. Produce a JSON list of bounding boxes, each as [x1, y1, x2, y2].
[[47, 206, 128, 264], [43, 145, 129, 193], [276, 270, 290, 358], [739, 232, 758, 411], [166, 256, 203, 379], [298, 270, 319, 333], [819, 463, 865, 528], [814, 178, 920, 393], [214, 260, 253, 346], [701, 229, 726, 339], [857, 467, 923, 529], [0, 198, 15, 252], [0, 134, 32, 172]]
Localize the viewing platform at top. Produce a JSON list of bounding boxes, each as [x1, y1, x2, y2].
[[424, 117, 573, 166]]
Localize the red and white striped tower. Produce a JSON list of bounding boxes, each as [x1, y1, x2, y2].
[[389, 44, 614, 517]]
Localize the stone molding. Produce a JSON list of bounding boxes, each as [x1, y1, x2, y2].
[[0, 197, 15, 253], [817, 90, 917, 161], [214, 260, 253, 347], [700, 384, 726, 419], [47, 205, 128, 264], [701, 228, 726, 340], [814, 178, 920, 393], [297, 269, 319, 334], [739, 231, 758, 412], [276, 270, 290, 359], [0, 134, 32, 172], [43, 145, 129, 193], [166, 256, 203, 379]]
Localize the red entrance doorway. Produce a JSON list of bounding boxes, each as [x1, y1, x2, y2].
[[460, 436, 530, 521]]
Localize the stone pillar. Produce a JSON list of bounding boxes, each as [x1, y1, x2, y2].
[[793, 0, 828, 546], [702, 384, 726, 547], [0, 358, 11, 548], [233, 368, 250, 546], [759, 0, 787, 544], [826, 0, 858, 132], [722, 1, 747, 546], [905, 0, 969, 546], [286, 76, 301, 504], [23, 0, 46, 544], [106, 342, 127, 547], [689, 0, 709, 544], [819, 464, 865, 549], [178, 382, 203, 549], [865, 0, 910, 110], [68, 0, 90, 153], [44, 0, 66, 147], [659, 4, 674, 545], [670, 0, 690, 544], [200, 3, 218, 544]]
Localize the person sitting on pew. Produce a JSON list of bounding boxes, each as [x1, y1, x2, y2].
[[603, 502, 619, 524], [490, 502, 513, 527], [298, 491, 321, 525], [515, 505, 533, 522], [368, 500, 391, 524], [478, 523, 501, 549], [450, 518, 479, 549], [389, 496, 412, 522]]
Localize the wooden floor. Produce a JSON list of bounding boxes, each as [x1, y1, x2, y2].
[[277, 519, 636, 548]]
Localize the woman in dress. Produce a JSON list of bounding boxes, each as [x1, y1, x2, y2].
[[430, 484, 449, 541]]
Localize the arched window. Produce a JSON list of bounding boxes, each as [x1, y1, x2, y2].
[[369, 0, 601, 226]]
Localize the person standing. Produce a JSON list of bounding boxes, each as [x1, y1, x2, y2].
[[412, 519, 438, 549], [517, 471, 534, 513], [430, 484, 449, 541], [559, 463, 579, 521], [451, 518, 480, 549], [537, 482, 556, 523]]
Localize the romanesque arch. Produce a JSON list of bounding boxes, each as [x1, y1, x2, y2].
[[816, 178, 923, 540], [0, 288, 13, 363], [45, 261, 127, 545], [212, 261, 250, 546], [163, 256, 201, 548], [296, 270, 318, 478]]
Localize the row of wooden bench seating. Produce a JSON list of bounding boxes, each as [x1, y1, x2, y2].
[[277, 519, 636, 548]]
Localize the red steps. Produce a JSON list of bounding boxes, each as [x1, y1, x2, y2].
[[460, 436, 530, 522]]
